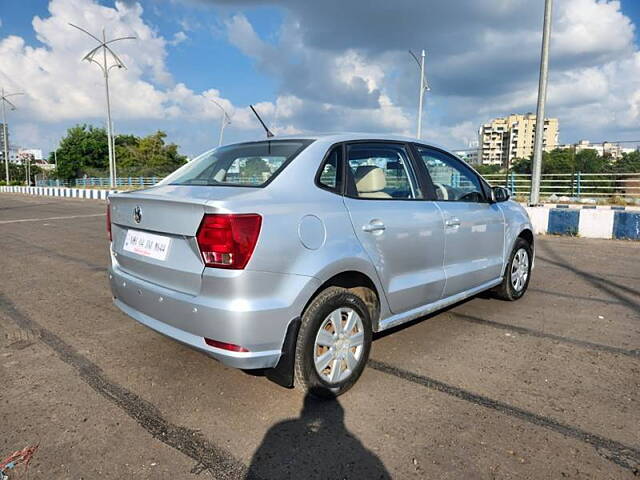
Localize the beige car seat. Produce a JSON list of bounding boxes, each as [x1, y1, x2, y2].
[[354, 166, 391, 199]]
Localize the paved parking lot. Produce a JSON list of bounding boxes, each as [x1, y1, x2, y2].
[[1, 193, 639, 479]]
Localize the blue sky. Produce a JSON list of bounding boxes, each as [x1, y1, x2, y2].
[[1, 0, 639, 157]]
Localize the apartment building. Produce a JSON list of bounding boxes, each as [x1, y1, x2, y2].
[[453, 149, 480, 165], [479, 113, 559, 166], [556, 140, 638, 160]]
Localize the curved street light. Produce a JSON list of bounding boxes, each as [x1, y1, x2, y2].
[[209, 98, 232, 147], [69, 23, 136, 188]]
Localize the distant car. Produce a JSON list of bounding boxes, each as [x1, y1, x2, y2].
[[108, 134, 533, 397]]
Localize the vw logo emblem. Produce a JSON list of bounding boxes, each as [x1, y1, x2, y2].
[[133, 205, 142, 224]]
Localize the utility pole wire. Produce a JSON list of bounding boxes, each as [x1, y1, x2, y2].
[[1, 88, 24, 184], [69, 23, 135, 188]]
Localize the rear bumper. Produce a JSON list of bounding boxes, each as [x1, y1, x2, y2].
[[109, 262, 320, 370]]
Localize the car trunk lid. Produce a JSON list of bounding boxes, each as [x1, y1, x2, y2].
[[109, 185, 255, 295]]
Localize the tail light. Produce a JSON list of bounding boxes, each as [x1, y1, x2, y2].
[[106, 202, 112, 242], [204, 338, 249, 352], [196, 214, 261, 269]]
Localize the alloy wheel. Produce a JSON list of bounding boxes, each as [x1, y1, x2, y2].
[[313, 307, 365, 384], [511, 248, 530, 292]]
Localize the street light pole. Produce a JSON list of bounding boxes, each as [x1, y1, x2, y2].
[[208, 98, 231, 147], [417, 49, 425, 139], [69, 23, 135, 188], [1, 92, 8, 184], [1, 88, 23, 184], [409, 50, 429, 139], [530, 0, 553, 205]]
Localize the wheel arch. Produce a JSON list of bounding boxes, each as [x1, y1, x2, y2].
[[518, 228, 534, 249], [502, 227, 535, 277], [305, 270, 382, 331], [266, 267, 383, 389]]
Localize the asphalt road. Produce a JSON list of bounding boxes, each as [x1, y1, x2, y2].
[[1, 193, 639, 479]]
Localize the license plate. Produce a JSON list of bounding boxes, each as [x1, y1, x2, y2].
[[123, 229, 171, 261]]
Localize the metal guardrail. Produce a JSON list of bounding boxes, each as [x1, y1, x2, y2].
[[75, 177, 162, 187], [35, 179, 72, 187], [36, 172, 640, 199], [72, 176, 270, 187], [484, 172, 640, 198]]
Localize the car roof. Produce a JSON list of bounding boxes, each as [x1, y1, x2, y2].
[[241, 132, 451, 152]]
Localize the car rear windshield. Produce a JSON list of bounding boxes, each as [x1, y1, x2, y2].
[[165, 140, 312, 187]]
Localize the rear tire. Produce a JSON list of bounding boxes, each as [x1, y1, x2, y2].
[[294, 287, 372, 398], [493, 237, 532, 301]]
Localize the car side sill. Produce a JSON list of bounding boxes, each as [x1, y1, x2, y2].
[[377, 277, 503, 332]]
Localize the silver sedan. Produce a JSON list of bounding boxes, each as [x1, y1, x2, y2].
[[108, 133, 533, 397]]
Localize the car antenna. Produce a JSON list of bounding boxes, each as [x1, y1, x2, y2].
[[250, 105, 274, 138]]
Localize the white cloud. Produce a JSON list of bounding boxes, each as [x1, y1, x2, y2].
[[1, 0, 639, 156], [0, 0, 264, 153], [220, 0, 640, 147], [168, 31, 187, 46]]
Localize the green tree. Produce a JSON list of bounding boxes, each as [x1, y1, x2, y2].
[[2, 162, 42, 185], [241, 157, 271, 178], [113, 134, 140, 173], [475, 164, 502, 175], [512, 149, 579, 174], [611, 150, 640, 173], [575, 149, 608, 173], [49, 126, 188, 180], [49, 124, 109, 180], [125, 131, 187, 177]]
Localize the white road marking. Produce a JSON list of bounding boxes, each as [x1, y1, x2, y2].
[[0, 213, 106, 224]]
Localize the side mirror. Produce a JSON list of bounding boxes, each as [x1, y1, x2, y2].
[[491, 186, 510, 203]]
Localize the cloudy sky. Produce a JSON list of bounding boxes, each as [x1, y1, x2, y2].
[[1, 0, 639, 157]]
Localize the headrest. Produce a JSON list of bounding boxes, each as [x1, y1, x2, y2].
[[355, 166, 386, 193]]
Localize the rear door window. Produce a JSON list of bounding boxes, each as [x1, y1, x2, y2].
[[345, 143, 421, 199]]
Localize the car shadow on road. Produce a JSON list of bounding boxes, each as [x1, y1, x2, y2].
[[246, 393, 391, 480]]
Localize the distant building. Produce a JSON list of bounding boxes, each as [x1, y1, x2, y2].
[[479, 113, 559, 166], [453, 149, 480, 165], [6, 147, 19, 164], [19, 148, 44, 161], [16, 149, 53, 170], [557, 140, 636, 160]]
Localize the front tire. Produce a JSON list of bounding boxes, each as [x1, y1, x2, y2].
[[294, 287, 372, 398], [493, 237, 532, 301]]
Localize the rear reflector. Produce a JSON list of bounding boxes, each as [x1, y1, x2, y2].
[[204, 338, 249, 352], [106, 202, 112, 242], [196, 214, 261, 269]]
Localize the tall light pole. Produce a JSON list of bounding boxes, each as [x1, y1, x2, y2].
[[208, 98, 231, 146], [530, 0, 553, 205], [69, 23, 135, 188], [25, 155, 30, 186], [409, 49, 429, 139], [1, 88, 23, 184]]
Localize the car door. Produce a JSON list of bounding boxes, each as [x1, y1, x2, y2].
[[412, 145, 505, 298], [343, 142, 446, 314]]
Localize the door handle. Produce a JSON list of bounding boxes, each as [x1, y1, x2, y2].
[[445, 217, 461, 228], [362, 221, 386, 233]]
